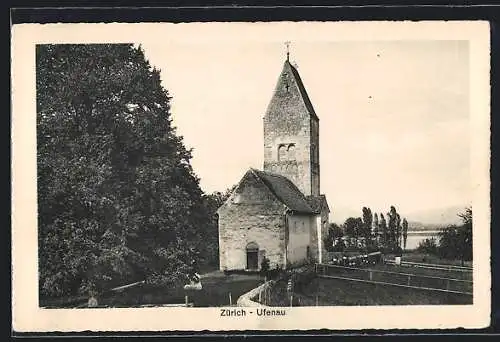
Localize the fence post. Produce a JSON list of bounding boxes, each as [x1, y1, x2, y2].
[[369, 271, 373, 281], [259, 289, 262, 303], [407, 275, 411, 286], [185, 295, 189, 307], [229, 292, 232, 306], [446, 279, 450, 291]]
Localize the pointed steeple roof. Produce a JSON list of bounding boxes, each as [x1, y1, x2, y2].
[[264, 59, 319, 121], [285, 60, 319, 121]]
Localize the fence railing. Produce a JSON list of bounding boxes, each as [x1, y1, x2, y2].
[[385, 259, 473, 272], [315, 263, 472, 295], [237, 280, 275, 307]]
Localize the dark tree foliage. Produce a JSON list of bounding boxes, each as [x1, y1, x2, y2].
[[373, 213, 379, 241], [260, 257, 270, 279], [361, 207, 373, 242], [343, 217, 362, 239], [387, 206, 402, 251], [438, 207, 473, 266], [324, 223, 343, 252], [37, 44, 209, 297], [402, 218, 409, 250], [379, 213, 388, 247], [417, 238, 439, 254], [200, 187, 234, 271]]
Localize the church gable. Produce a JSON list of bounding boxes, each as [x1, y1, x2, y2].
[[218, 168, 317, 215], [217, 169, 286, 215]]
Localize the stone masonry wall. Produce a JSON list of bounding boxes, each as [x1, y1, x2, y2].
[[308, 215, 320, 263], [286, 214, 311, 267], [310, 118, 320, 196], [218, 171, 287, 271], [263, 62, 314, 196]]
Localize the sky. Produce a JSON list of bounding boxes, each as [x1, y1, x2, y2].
[[137, 24, 471, 224]]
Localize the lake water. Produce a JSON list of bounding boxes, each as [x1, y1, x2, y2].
[[405, 231, 441, 250]]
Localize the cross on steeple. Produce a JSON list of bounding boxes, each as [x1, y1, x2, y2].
[[285, 41, 291, 61]]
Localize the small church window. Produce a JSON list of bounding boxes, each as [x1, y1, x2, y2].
[[287, 144, 296, 160], [278, 144, 287, 161]]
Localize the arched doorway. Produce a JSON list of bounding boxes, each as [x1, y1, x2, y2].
[[246, 242, 259, 270]]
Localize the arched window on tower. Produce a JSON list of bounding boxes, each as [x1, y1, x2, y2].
[[287, 144, 296, 160], [278, 144, 287, 161]]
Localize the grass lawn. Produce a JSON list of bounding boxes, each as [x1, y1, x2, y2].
[[400, 252, 472, 267], [357, 263, 473, 281], [40, 272, 263, 308], [318, 264, 472, 293], [269, 277, 472, 306]]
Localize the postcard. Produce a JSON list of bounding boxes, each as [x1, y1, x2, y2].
[[11, 20, 491, 332]]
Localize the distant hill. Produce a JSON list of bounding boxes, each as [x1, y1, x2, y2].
[[407, 221, 448, 231], [330, 204, 470, 229], [406, 205, 469, 230]]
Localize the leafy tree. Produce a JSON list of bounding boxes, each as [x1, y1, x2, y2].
[[324, 232, 335, 253], [387, 206, 401, 251], [459, 207, 473, 227], [343, 217, 363, 247], [396, 213, 402, 248], [417, 238, 438, 254], [260, 257, 270, 280], [330, 223, 344, 240], [373, 213, 379, 243], [343, 217, 356, 238], [438, 207, 472, 266], [362, 207, 373, 243], [37, 44, 208, 298], [199, 187, 234, 270], [402, 218, 409, 250], [324, 223, 343, 252], [379, 213, 388, 247]]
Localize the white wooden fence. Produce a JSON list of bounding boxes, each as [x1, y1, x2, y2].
[[315, 263, 472, 295], [236, 280, 275, 307], [384, 259, 473, 272]]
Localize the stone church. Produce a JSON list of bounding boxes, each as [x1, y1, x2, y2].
[[217, 55, 330, 272]]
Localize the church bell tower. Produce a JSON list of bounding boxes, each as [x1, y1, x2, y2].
[[263, 51, 320, 197]]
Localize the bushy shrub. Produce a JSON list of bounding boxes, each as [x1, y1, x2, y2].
[[260, 257, 270, 278], [332, 240, 346, 252], [268, 264, 286, 281], [417, 238, 438, 255]]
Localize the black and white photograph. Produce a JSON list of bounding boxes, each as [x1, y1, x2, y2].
[[11, 21, 491, 331]]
